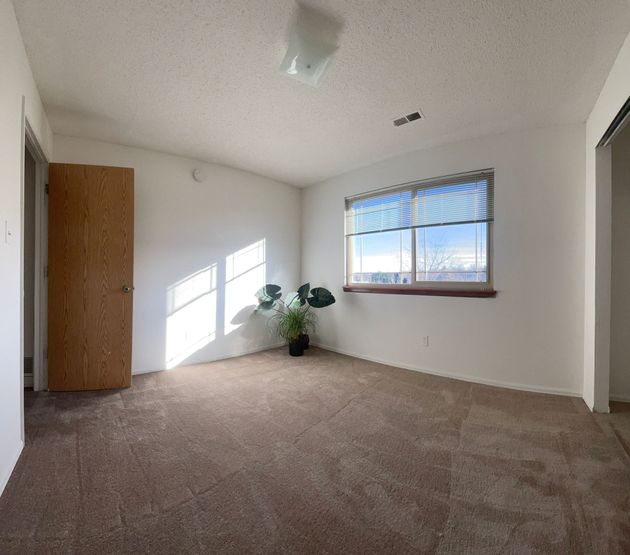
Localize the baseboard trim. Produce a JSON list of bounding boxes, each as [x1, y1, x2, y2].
[[610, 394, 630, 403], [313, 343, 582, 398], [0, 440, 24, 498], [132, 342, 286, 376]]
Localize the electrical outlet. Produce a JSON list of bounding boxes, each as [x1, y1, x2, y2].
[[422, 336, 429, 347]]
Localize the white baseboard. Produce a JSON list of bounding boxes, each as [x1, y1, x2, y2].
[[610, 394, 630, 403], [130, 340, 585, 401], [24, 373, 33, 388], [132, 342, 286, 376], [313, 343, 582, 399], [0, 440, 24, 498]]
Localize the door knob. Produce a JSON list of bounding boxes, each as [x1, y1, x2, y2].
[[122, 285, 134, 293]]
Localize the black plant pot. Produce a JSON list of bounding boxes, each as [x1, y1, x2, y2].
[[299, 333, 310, 350], [289, 340, 304, 357]]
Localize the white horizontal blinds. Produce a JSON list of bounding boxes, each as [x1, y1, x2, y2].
[[345, 170, 494, 237], [346, 190, 413, 236], [416, 172, 494, 228]]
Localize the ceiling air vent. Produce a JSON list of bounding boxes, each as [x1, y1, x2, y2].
[[393, 110, 423, 127]]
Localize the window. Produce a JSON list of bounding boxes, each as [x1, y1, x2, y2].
[[344, 170, 495, 297]]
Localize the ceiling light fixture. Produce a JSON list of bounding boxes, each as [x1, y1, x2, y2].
[[279, 5, 341, 88], [280, 30, 335, 87]]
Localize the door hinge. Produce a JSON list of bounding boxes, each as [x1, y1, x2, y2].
[[44, 265, 48, 278], [45, 183, 49, 194], [43, 347, 48, 360]]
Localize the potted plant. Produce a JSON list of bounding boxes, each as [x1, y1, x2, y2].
[[255, 283, 335, 356]]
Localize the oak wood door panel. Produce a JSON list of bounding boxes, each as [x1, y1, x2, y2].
[[48, 163, 134, 391]]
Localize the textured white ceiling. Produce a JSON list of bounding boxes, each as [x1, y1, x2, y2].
[[13, 0, 630, 186]]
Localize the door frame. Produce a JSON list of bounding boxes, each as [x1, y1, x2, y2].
[[22, 116, 49, 395], [587, 96, 630, 412]]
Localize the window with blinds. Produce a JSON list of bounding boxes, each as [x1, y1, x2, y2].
[[345, 170, 494, 292]]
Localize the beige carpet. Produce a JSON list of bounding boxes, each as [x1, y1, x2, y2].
[[1, 347, 629, 554]]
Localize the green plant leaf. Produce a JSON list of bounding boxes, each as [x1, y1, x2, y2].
[[307, 287, 336, 308], [285, 292, 302, 309], [255, 284, 282, 303], [297, 283, 310, 305], [270, 305, 315, 341], [256, 300, 277, 312]]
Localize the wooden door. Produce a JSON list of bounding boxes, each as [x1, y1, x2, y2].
[[48, 163, 134, 391]]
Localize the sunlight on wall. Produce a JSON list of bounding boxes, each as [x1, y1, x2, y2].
[[165, 264, 217, 369], [225, 239, 266, 335]]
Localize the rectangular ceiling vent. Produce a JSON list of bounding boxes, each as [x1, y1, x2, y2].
[[393, 110, 423, 127]]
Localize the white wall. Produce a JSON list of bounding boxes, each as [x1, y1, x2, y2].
[[610, 124, 630, 402], [53, 136, 301, 374], [302, 125, 585, 396], [0, 0, 52, 496], [584, 30, 630, 412]]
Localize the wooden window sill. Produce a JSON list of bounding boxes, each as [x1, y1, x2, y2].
[[343, 286, 497, 298]]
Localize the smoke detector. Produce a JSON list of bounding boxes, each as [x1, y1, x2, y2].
[[393, 110, 424, 127], [192, 169, 205, 182]]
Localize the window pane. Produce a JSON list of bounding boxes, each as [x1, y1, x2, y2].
[[416, 223, 487, 282], [350, 230, 412, 284]]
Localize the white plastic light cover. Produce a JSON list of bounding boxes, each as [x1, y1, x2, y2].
[[279, 31, 335, 87]]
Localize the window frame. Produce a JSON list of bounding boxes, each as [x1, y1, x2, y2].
[[343, 171, 496, 298]]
